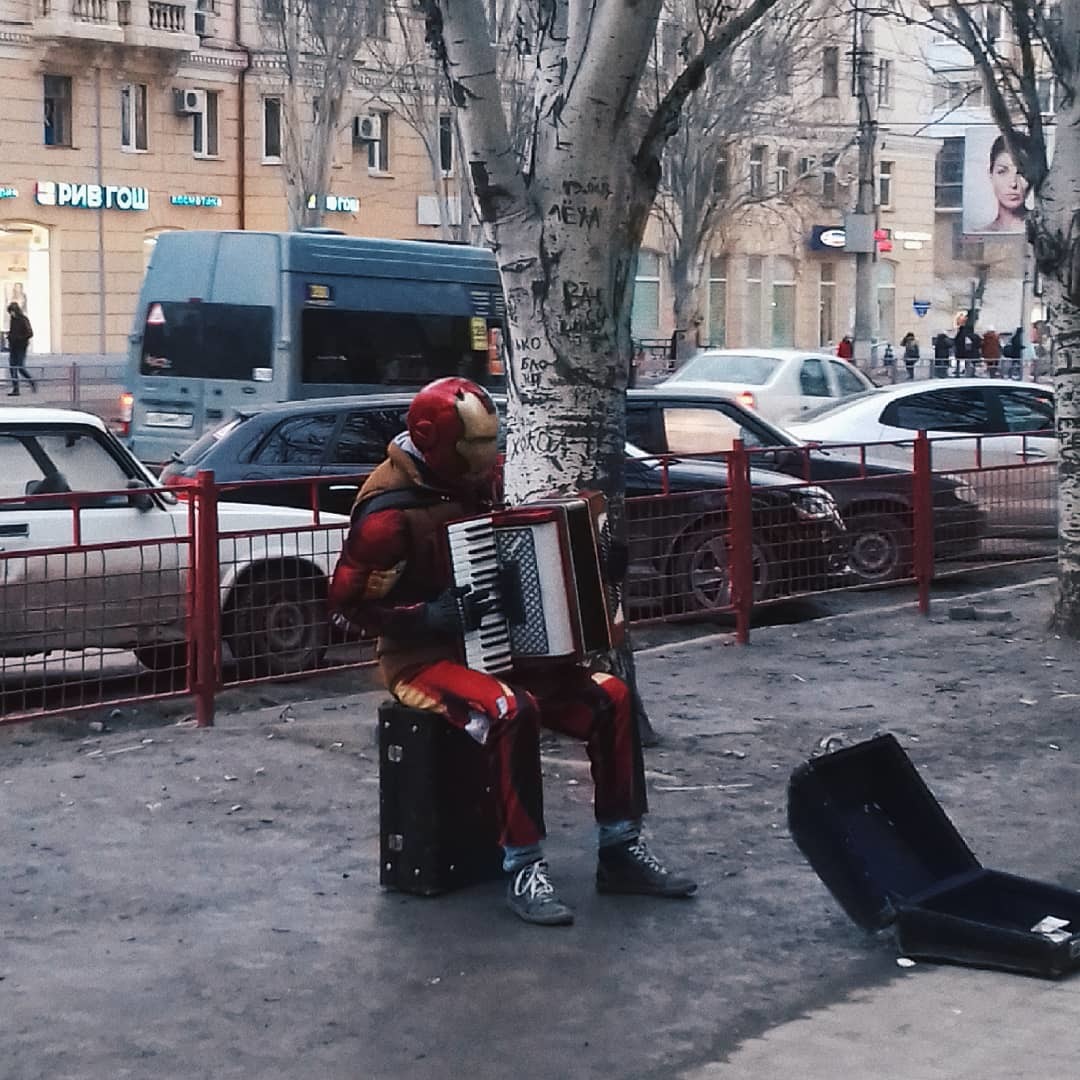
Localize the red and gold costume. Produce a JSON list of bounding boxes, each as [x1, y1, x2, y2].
[[327, 378, 647, 853]]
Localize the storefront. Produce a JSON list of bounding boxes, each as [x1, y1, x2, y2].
[[0, 214, 52, 354]]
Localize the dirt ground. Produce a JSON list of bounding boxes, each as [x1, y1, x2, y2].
[[2, 576, 1078, 1079]]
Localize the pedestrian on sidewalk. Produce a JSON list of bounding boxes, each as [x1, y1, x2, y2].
[[981, 327, 1002, 377], [933, 332, 952, 378], [836, 335, 854, 361], [5, 302, 36, 396], [328, 377, 696, 927], [901, 332, 920, 381]]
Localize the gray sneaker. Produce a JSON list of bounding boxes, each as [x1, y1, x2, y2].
[[506, 860, 575, 926]]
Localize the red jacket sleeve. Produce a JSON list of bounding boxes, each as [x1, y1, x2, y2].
[[327, 508, 427, 635]]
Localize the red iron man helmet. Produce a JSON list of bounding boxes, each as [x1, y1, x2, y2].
[[407, 377, 499, 486]]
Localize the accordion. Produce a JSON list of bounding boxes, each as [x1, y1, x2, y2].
[[445, 492, 623, 675]]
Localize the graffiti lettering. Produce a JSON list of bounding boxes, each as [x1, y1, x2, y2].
[[562, 280, 604, 311], [562, 178, 613, 199], [514, 336, 543, 352], [547, 202, 602, 230]]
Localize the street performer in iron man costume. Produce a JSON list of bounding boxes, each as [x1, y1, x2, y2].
[[328, 377, 696, 926]]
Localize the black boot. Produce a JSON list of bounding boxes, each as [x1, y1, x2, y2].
[[597, 838, 697, 897]]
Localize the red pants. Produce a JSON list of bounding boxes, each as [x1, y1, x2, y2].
[[391, 661, 647, 848]]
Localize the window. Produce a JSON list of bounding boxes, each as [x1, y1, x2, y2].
[[0, 431, 132, 508], [366, 0, 387, 38], [821, 154, 838, 205], [120, 83, 148, 151], [261, 0, 283, 16], [830, 359, 866, 396], [439, 113, 454, 176], [661, 407, 762, 455], [881, 389, 991, 433], [44, 75, 72, 147], [1037, 76, 1058, 115], [996, 389, 1054, 433], [332, 409, 410, 466], [877, 58, 893, 107], [936, 137, 964, 208], [771, 256, 796, 348], [800, 358, 831, 397], [193, 90, 219, 157], [707, 256, 727, 347], [668, 352, 780, 385], [140, 302, 274, 379], [749, 145, 767, 197], [775, 149, 791, 194], [712, 151, 729, 196], [368, 110, 391, 172], [745, 256, 764, 347], [263, 97, 282, 161], [631, 251, 661, 338], [774, 51, 791, 96], [254, 416, 337, 466], [818, 262, 836, 347], [485, 0, 500, 42], [877, 260, 896, 345], [878, 160, 894, 209], [822, 47, 840, 98]]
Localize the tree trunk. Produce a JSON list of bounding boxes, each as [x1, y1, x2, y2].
[[670, 247, 706, 362]]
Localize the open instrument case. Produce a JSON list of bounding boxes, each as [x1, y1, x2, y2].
[[788, 733, 1080, 978]]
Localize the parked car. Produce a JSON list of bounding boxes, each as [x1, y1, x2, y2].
[[787, 379, 1056, 536], [626, 387, 986, 583], [660, 348, 876, 423], [0, 407, 348, 675], [161, 395, 849, 615]]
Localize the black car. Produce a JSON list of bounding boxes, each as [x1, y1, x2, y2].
[[159, 394, 848, 616], [626, 386, 986, 583]]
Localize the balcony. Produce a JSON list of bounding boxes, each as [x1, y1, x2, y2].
[[34, 0, 199, 55]]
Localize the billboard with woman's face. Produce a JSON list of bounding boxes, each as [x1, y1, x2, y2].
[[962, 126, 1032, 235]]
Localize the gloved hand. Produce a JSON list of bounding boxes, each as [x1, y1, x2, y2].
[[421, 586, 502, 636]]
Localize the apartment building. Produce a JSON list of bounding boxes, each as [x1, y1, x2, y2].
[[0, 0, 460, 356]]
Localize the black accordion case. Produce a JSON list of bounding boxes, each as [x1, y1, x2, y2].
[[378, 701, 503, 896], [788, 733, 1080, 978]]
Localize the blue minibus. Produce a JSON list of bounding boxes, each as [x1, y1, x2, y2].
[[122, 230, 506, 464]]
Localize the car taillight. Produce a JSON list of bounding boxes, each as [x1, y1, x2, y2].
[[117, 391, 134, 437], [737, 390, 756, 410]]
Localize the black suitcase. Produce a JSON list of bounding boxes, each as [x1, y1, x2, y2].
[[788, 732, 1080, 978], [378, 700, 503, 896]]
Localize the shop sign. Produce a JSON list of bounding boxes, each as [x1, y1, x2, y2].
[[170, 194, 223, 208], [306, 193, 360, 213], [0, 186, 16, 199], [809, 225, 847, 250], [35, 180, 149, 211]]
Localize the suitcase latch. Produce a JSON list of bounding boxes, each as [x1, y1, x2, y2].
[[387, 744, 404, 762], [388, 833, 404, 851]]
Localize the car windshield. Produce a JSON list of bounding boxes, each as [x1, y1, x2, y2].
[[798, 388, 882, 422], [668, 353, 781, 385]]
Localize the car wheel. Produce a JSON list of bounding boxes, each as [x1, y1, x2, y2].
[[133, 642, 188, 672], [226, 576, 328, 677], [672, 525, 775, 613], [845, 513, 911, 584]]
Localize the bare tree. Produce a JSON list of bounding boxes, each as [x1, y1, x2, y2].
[[913, 0, 1080, 633], [263, 0, 372, 230], [420, 0, 785, 739], [651, 0, 841, 357]]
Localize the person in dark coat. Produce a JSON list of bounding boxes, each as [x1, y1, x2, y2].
[[933, 332, 952, 378], [981, 328, 1002, 377], [901, 332, 920, 381], [5, 302, 36, 396]]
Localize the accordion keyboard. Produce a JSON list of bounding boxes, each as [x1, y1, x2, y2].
[[446, 515, 514, 674]]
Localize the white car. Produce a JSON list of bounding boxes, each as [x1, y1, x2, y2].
[[787, 379, 1057, 534], [661, 348, 876, 424], [0, 408, 348, 674]]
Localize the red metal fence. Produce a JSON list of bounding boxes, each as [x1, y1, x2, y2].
[[0, 432, 1055, 728]]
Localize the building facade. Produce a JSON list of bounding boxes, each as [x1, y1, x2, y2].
[[0, 0, 458, 357]]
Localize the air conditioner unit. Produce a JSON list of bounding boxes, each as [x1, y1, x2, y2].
[[353, 114, 382, 142], [174, 88, 207, 116], [194, 9, 214, 37]]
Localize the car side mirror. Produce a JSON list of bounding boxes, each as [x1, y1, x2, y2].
[[127, 478, 155, 512]]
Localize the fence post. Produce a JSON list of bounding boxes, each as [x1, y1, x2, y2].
[[70, 362, 79, 407], [191, 469, 221, 727], [729, 439, 754, 644], [912, 431, 934, 617]]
